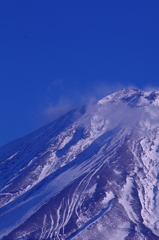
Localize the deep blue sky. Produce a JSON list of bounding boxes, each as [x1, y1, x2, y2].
[[1, 0, 159, 147]]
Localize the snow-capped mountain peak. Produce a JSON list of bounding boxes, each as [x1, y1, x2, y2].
[[1, 89, 159, 239]]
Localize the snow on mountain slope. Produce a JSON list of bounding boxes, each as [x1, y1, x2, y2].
[[1, 89, 159, 239]]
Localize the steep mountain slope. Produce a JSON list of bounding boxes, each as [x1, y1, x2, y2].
[[1, 89, 159, 239]]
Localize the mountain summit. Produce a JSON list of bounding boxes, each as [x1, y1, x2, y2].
[[1, 89, 159, 240]]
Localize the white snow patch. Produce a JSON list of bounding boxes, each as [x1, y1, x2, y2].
[[109, 221, 130, 240], [119, 176, 138, 223], [87, 184, 96, 195], [4, 152, 19, 162], [102, 191, 114, 205]]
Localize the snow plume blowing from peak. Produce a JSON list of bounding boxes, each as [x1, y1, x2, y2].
[[2, 88, 159, 240], [82, 100, 141, 131], [78, 88, 159, 135]]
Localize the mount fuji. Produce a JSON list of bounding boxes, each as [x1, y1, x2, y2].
[[1, 89, 159, 239]]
